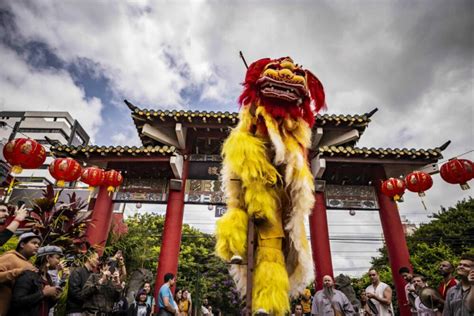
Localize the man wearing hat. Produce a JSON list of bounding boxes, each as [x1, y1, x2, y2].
[[0, 231, 42, 315]]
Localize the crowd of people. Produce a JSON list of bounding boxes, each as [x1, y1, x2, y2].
[[1, 202, 474, 316], [0, 203, 219, 316], [289, 259, 474, 316]]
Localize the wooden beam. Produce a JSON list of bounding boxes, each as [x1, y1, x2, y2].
[[311, 127, 324, 149], [79, 156, 171, 163], [319, 129, 360, 147], [170, 154, 184, 179], [311, 155, 326, 179], [175, 123, 187, 150], [323, 157, 437, 165], [142, 123, 180, 147]]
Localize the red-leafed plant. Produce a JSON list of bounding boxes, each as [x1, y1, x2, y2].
[[28, 185, 92, 256]]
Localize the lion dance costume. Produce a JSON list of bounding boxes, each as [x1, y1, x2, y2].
[[215, 57, 326, 315]]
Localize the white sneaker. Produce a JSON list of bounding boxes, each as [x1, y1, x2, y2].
[[230, 255, 243, 264], [255, 308, 269, 315]]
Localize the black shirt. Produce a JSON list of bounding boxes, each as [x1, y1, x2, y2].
[[0, 229, 14, 246]]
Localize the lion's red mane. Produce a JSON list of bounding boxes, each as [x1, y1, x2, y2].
[[238, 57, 326, 127]]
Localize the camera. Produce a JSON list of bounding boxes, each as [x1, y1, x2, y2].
[[58, 278, 67, 289]]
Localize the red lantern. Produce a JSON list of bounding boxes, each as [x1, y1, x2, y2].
[[2, 138, 46, 174], [440, 158, 473, 190], [103, 170, 123, 192], [381, 178, 406, 201], [80, 167, 105, 189], [405, 171, 433, 197], [49, 158, 82, 187]]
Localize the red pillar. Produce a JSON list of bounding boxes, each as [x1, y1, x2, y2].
[[85, 186, 114, 256], [309, 192, 334, 291], [154, 159, 189, 296], [374, 167, 412, 316]]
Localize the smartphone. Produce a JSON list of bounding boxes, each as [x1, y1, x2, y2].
[[17, 200, 25, 208]]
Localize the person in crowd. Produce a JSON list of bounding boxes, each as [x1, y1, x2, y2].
[[467, 268, 474, 313], [175, 288, 183, 307], [81, 259, 124, 315], [47, 251, 70, 316], [65, 249, 100, 316], [0, 201, 28, 246], [444, 253, 474, 316], [10, 245, 64, 316], [201, 298, 211, 315], [359, 290, 373, 315], [142, 281, 156, 311], [112, 281, 129, 316], [365, 268, 393, 316], [300, 288, 313, 316], [311, 275, 355, 315], [412, 274, 441, 316], [438, 261, 459, 303], [0, 231, 41, 315], [292, 303, 304, 316], [108, 250, 127, 282], [157, 272, 178, 315], [128, 288, 152, 316], [178, 288, 192, 316], [399, 266, 417, 315]]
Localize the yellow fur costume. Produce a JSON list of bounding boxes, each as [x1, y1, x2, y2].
[[215, 57, 326, 315]]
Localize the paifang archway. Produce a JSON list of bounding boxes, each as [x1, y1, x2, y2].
[[52, 100, 448, 316]]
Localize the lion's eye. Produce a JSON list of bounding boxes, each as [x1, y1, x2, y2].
[[267, 64, 279, 70], [294, 69, 305, 76]]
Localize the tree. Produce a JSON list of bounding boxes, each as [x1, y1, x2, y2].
[[354, 198, 474, 313], [105, 213, 242, 314]]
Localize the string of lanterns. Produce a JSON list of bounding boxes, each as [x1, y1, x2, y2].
[[2, 138, 123, 201], [381, 158, 473, 209], [2, 137, 472, 207]]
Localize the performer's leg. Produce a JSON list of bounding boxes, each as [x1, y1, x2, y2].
[[215, 207, 248, 261], [253, 237, 289, 316]]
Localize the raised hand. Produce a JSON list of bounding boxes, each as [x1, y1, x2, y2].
[[14, 205, 28, 222]]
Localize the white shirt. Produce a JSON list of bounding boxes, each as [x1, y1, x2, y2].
[[366, 282, 394, 316]]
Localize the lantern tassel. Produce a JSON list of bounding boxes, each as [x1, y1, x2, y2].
[[420, 196, 428, 211], [53, 190, 60, 204], [394, 195, 404, 202], [11, 165, 23, 174], [7, 177, 16, 195], [107, 186, 114, 196]]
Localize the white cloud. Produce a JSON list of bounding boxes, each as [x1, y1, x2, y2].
[[0, 44, 103, 141], [1, 0, 472, 277]]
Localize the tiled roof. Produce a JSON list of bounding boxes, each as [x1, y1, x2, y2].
[[51, 145, 176, 157], [318, 145, 444, 161], [125, 100, 373, 128]]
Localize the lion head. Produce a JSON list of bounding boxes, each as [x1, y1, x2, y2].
[[238, 57, 326, 127]]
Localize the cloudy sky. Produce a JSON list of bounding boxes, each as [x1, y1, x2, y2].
[[1, 0, 472, 276]]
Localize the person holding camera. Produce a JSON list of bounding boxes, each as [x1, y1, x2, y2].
[[81, 260, 123, 315], [65, 250, 100, 315], [0, 201, 28, 246], [9, 245, 64, 316], [108, 250, 127, 282]]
